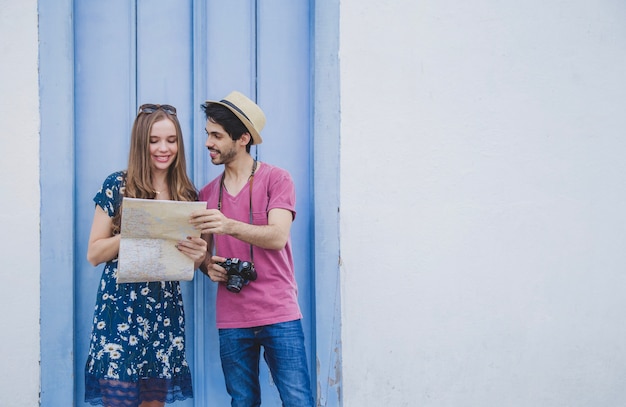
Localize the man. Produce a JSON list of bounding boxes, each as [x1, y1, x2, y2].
[[190, 91, 314, 407]]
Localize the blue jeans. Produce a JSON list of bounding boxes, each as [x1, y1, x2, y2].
[[219, 319, 314, 407]]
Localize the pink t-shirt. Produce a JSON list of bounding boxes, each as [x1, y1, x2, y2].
[[198, 162, 303, 329]]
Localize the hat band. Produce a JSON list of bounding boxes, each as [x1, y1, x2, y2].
[[220, 99, 252, 125]]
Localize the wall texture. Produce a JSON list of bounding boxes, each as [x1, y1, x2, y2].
[[340, 0, 626, 406], [0, 0, 41, 405]]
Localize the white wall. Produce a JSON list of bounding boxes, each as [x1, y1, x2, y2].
[[0, 0, 41, 406], [340, 1, 626, 406]]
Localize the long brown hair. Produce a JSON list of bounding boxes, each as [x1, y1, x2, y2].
[[112, 106, 198, 234]]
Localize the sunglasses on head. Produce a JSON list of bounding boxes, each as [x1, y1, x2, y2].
[[138, 104, 177, 116]]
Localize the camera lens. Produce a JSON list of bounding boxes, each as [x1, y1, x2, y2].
[[226, 275, 245, 293]]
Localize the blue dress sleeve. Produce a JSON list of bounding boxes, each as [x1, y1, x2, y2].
[[93, 171, 126, 218]]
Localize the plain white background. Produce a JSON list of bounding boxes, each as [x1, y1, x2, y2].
[[0, 1, 40, 406], [0, 0, 40, 407], [339, 0, 626, 406]]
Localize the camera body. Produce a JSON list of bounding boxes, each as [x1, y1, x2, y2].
[[217, 258, 257, 293]]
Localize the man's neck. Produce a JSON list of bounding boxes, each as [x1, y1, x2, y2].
[[222, 154, 258, 195], [224, 154, 255, 179]]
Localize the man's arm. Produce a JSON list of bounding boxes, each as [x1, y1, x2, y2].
[[226, 207, 292, 250], [190, 207, 292, 251]]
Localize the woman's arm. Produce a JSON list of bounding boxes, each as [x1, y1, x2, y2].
[[86, 205, 121, 266]]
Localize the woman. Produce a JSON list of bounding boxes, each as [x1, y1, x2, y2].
[[84, 104, 206, 407]]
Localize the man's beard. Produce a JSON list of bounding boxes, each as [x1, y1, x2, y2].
[[210, 146, 237, 165]]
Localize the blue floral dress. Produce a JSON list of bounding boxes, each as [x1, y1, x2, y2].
[[85, 171, 193, 406]]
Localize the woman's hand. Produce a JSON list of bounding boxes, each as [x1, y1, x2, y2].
[[176, 236, 208, 270]]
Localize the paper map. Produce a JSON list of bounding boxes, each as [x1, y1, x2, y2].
[[117, 197, 207, 283]]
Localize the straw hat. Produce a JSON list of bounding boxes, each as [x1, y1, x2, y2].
[[206, 91, 266, 145]]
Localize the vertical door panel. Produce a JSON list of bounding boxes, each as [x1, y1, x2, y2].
[[205, 0, 257, 97], [136, 0, 194, 115], [196, 2, 258, 405], [197, 1, 315, 405], [74, 2, 136, 404], [39, 0, 75, 404], [257, 0, 315, 400], [135, 6, 196, 406]]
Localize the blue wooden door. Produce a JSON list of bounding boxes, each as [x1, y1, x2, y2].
[[71, 1, 313, 405]]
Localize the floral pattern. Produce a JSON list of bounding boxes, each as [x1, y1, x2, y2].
[[85, 171, 192, 405]]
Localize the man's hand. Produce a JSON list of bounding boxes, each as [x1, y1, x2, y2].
[[190, 209, 230, 235], [204, 255, 228, 283]]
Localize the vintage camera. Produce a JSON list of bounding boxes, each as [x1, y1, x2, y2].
[[217, 258, 257, 293]]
